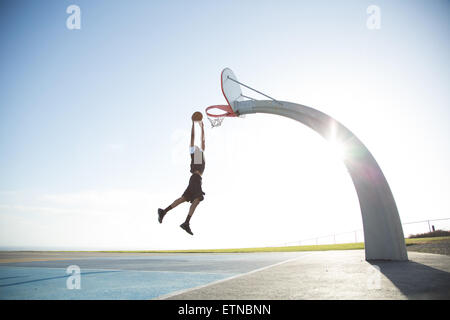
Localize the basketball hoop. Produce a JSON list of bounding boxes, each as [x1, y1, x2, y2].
[[205, 104, 237, 128], [204, 67, 280, 128]]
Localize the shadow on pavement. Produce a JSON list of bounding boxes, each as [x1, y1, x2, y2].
[[369, 259, 450, 299]]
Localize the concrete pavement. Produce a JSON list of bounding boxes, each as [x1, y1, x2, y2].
[[1, 250, 449, 299], [164, 250, 450, 300]]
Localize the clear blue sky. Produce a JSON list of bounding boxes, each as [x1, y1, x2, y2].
[[0, 0, 449, 250]]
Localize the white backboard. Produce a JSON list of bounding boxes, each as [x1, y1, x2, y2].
[[221, 68, 243, 112]]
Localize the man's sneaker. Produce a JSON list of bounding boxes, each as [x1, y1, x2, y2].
[[158, 209, 165, 223], [180, 222, 193, 235]]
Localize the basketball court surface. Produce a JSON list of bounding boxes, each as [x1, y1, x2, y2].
[[1, 250, 449, 300], [1, 69, 449, 300]]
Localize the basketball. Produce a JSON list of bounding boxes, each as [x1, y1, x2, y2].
[[192, 111, 203, 122]]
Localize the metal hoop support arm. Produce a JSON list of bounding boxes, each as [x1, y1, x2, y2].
[[234, 99, 408, 261], [227, 76, 282, 105]]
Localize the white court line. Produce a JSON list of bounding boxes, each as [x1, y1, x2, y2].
[[154, 252, 313, 300]]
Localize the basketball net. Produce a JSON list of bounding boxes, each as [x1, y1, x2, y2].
[[205, 104, 237, 128], [207, 116, 225, 128]]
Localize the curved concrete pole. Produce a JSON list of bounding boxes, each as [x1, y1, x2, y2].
[[235, 100, 408, 261]]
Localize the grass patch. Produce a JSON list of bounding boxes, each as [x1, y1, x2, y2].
[[97, 237, 450, 253], [95, 242, 366, 253], [40, 237, 450, 254]]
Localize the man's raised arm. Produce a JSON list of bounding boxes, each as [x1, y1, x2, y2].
[[200, 121, 205, 151], [190, 121, 195, 148]]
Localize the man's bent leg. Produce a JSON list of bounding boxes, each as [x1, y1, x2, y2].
[[158, 197, 186, 223], [180, 198, 201, 235], [165, 197, 186, 213], [185, 198, 201, 224]]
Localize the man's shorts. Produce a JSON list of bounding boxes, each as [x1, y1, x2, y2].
[[182, 173, 205, 203]]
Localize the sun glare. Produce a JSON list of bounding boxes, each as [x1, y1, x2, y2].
[[327, 121, 347, 160], [328, 139, 346, 160]]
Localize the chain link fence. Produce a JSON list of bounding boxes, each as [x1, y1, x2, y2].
[[277, 218, 450, 247]]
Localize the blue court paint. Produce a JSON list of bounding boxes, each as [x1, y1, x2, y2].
[[0, 266, 234, 299], [0, 252, 306, 299]]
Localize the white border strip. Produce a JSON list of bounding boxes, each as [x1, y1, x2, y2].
[[154, 253, 312, 300]]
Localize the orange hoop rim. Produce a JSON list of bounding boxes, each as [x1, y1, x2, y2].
[[205, 105, 237, 118]]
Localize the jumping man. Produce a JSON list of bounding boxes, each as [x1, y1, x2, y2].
[[158, 116, 206, 235]]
